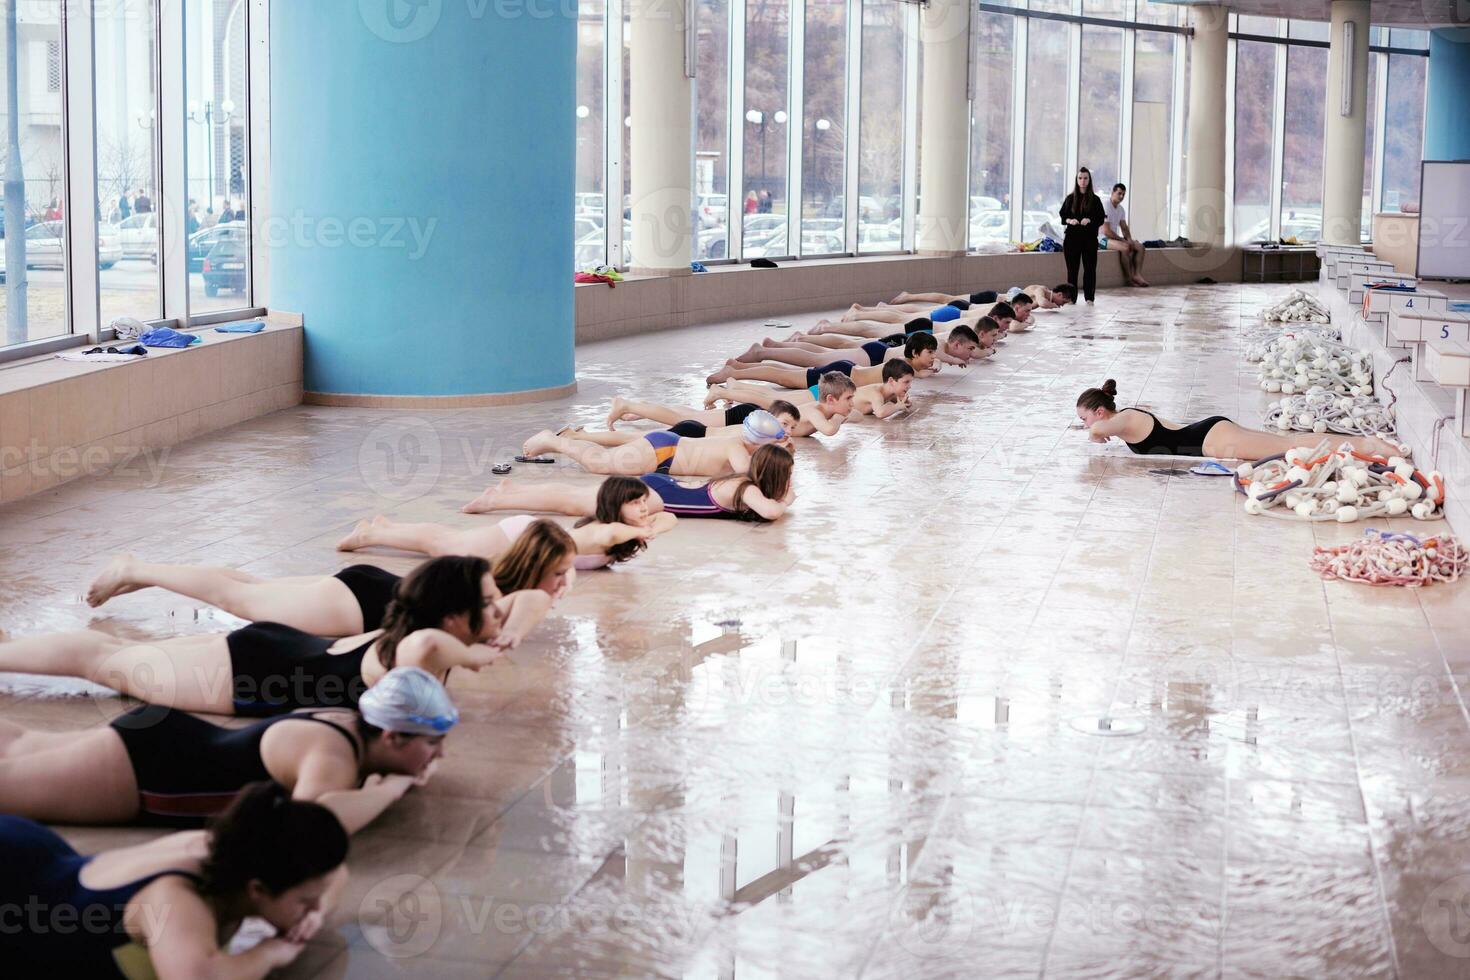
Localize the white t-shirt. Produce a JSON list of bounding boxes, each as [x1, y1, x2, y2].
[[1103, 199, 1127, 238]]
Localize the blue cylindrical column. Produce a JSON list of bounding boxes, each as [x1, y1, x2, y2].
[[1426, 28, 1470, 162], [269, 0, 575, 403]]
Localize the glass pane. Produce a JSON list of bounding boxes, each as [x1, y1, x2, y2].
[[1078, 26, 1124, 194], [800, 0, 845, 254], [1360, 53, 1376, 241], [1028, 0, 1072, 13], [97, 0, 162, 325], [186, 0, 249, 313], [742, 0, 789, 257], [574, 1, 606, 271], [1, 0, 68, 346], [969, 12, 1013, 248], [696, 0, 729, 261], [1134, 2, 1178, 26], [1233, 41, 1275, 242], [1129, 30, 1173, 241], [1281, 44, 1327, 242], [1236, 15, 1279, 35], [1084, 0, 1126, 19], [621, 7, 631, 264], [857, 0, 902, 253], [1388, 29, 1429, 50], [1288, 19, 1329, 42], [1381, 54, 1426, 212], [1021, 18, 1068, 241]]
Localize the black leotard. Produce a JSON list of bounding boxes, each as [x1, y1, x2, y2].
[[333, 564, 400, 631], [0, 815, 202, 976], [226, 622, 376, 715], [1123, 409, 1230, 457], [723, 403, 761, 427], [668, 420, 709, 439], [110, 707, 359, 826]]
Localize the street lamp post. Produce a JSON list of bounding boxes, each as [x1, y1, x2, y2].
[[811, 117, 830, 213], [744, 108, 787, 205], [188, 99, 236, 213]]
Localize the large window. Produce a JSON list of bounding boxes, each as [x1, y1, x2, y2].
[[185, 0, 250, 314], [1021, 18, 1069, 241], [696, 0, 730, 261], [800, 0, 845, 252], [1280, 44, 1327, 241], [574, 1, 606, 271], [1130, 29, 1174, 241], [968, 12, 1013, 249], [1232, 41, 1277, 242], [1078, 26, 1125, 194], [96, 0, 162, 326], [742, 0, 789, 258], [1382, 54, 1426, 212], [857, 0, 902, 253]]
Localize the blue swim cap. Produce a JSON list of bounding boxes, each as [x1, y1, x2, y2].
[[742, 409, 787, 444], [359, 666, 459, 735], [930, 305, 961, 323]]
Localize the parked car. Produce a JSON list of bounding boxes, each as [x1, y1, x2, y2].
[[575, 192, 605, 218], [24, 221, 123, 269], [696, 193, 727, 229], [970, 195, 1003, 213], [746, 226, 844, 258], [969, 210, 1010, 243], [575, 216, 602, 244], [188, 221, 247, 272], [115, 212, 158, 259], [201, 236, 248, 297]]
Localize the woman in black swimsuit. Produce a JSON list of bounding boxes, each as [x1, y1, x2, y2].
[[0, 666, 454, 832], [1076, 380, 1400, 460], [1, 556, 505, 716], [1, 781, 348, 978]]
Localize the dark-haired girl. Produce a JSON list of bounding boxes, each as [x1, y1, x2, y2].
[[0, 666, 455, 831], [1077, 379, 1400, 459], [462, 447, 796, 523], [337, 476, 673, 570], [1, 556, 506, 715], [1061, 167, 1106, 304], [0, 782, 348, 978]]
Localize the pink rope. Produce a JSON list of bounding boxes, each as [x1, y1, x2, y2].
[[1310, 530, 1469, 587]]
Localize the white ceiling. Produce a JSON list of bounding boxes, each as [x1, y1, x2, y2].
[[1147, 0, 1470, 28]]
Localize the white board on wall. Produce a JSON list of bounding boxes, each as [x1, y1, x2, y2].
[[1418, 161, 1470, 280]]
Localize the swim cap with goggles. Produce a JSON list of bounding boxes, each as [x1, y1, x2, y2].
[[358, 666, 459, 735], [742, 409, 787, 445]]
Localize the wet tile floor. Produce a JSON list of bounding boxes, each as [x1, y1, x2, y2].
[[2, 282, 1469, 978]]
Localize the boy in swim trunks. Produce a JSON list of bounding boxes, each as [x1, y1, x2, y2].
[[758, 324, 983, 368], [522, 410, 789, 479], [599, 396, 800, 433], [708, 360, 916, 422], [706, 333, 938, 388]]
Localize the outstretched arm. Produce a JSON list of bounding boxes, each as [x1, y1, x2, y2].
[[494, 589, 553, 648]]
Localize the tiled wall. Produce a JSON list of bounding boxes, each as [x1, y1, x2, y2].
[[576, 247, 1245, 342], [0, 326, 303, 504]]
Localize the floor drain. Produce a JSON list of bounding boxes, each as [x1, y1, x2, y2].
[[1069, 715, 1146, 737]]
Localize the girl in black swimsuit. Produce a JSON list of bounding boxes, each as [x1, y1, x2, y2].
[[1076, 380, 1400, 460], [1, 782, 349, 978], [0, 665, 455, 832], [2, 556, 505, 716]]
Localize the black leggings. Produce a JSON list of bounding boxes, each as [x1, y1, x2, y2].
[[1063, 233, 1098, 302]]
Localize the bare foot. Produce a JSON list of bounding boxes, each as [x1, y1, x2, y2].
[[604, 396, 627, 430], [704, 385, 727, 409], [736, 343, 766, 364], [337, 517, 382, 552], [86, 554, 142, 607], [706, 365, 734, 385], [463, 478, 511, 514], [809, 320, 831, 336], [787, 330, 807, 342], [522, 431, 559, 458], [894, 292, 911, 303]]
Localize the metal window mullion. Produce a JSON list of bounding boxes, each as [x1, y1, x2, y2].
[[841, 0, 859, 255], [1064, 17, 1080, 180], [899, 0, 918, 252], [605, 0, 624, 268], [248, 0, 270, 306], [1118, 23, 1135, 192], [62, 0, 98, 340], [159, 0, 188, 321], [1167, 28, 1185, 238], [1224, 37, 1237, 242], [1267, 34, 1286, 241], [1010, 13, 1026, 243], [1370, 51, 1387, 218], [787, 0, 805, 257], [728, 0, 746, 258]]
